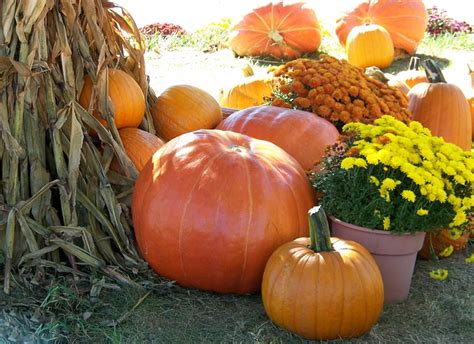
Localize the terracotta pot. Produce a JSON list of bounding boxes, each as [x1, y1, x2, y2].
[[330, 217, 426, 304]]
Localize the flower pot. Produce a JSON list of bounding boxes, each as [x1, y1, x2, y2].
[[330, 217, 426, 304]]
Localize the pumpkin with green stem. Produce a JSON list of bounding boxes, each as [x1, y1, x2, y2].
[[262, 206, 384, 340]]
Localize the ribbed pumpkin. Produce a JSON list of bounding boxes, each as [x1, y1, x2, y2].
[[151, 85, 222, 141], [346, 24, 394, 69], [335, 0, 428, 55], [408, 60, 472, 150], [262, 206, 383, 340], [132, 129, 315, 294], [217, 106, 339, 171], [468, 64, 474, 140], [419, 229, 471, 260], [219, 77, 273, 110], [229, 2, 321, 59], [79, 69, 145, 129], [396, 57, 428, 89], [111, 128, 165, 172]]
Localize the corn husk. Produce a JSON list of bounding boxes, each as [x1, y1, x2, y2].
[[0, 0, 156, 293]]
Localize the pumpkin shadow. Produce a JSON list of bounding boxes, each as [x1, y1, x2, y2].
[[383, 54, 451, 75]]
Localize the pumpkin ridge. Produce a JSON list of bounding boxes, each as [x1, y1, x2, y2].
[[295, 253, 313, 336], [252, 7, 271, 31], [177, 149, 228, 282], [287, 247, 311, 332], [274, 4, 301, 31], [279, 27, 320, 33], [333, 251, 347, 336], [349, 252, 372, 336]]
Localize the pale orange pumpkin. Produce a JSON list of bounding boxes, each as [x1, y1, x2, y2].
[[229, 2, 321, 59], [336, 0, 428, 55], [217, 106, 339, 171], [151, 85, 223, 141], [79, 69, 145, 129], [396, 56, 428, 89], [111, 128, 165, 172], [262, 206, 383, 340], [132, 129, 315, 294], [346, 24, 394, 69], [219, 77, 273, 110], [408, 60, 472, 150]]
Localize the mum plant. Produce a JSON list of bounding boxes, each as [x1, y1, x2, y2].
[[313, 115, 474, 234]]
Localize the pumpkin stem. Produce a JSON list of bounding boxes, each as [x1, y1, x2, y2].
[[268, 30, 284, 44], [422, 59, 447, 83], [408, 56, 420, 71], [308, 206, 334, 252]]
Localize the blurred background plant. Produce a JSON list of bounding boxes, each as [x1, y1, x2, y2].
[[427, 6, 473, 36]]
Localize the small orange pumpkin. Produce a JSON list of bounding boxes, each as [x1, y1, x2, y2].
[[396, 57, 428, 89], [262, 206, 384, 340], [365, 67, 410, 96], [219, 77, 273, 110], [346, 24, 394, 69], [408, 59, 472, 150], [419, 228, 470, 260], [79, 69, 145, 129], [151, 85, 222, 141], [111, 128, 165, 172], [217, 106, 339, 171], [229, 2, 321, 59]]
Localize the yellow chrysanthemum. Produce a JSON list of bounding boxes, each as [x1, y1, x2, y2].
[[448, 228, 463, 240], [383, 217, 390, 230], [438, 245, 454, 258], [401, 190, 416, 203], [465, 254, 474, 264], [429, 269, 448, 281], [450, 210, 467, 227], [417, 208, 429, 216], [369, 176, 380, 186], [340, 158, 355, 170]]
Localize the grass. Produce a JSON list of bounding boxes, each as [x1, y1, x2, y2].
[[1, 248, 472, 343]]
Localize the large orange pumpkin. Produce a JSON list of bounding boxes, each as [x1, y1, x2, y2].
[[335, 0, 428, 55], [262, 206, 383, 340], [132, 129, 315, 294], [408, 60, 472, 150], [229, 2, 321, 59], [79, 69, 145, 129], [111, 128, 165, 172], [217, 106, 339, 171], [346, 24, 394, 69], [468, 64, 474, 140], [151, 85, 222, 141]]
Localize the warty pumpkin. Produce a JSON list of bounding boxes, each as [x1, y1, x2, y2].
[[262, 206, 384, 340], [151, 84, 222, 141], [110, 128, 165, 172], [79, 68, 145, 129], [396, 56, 428, 89], [229, 2, 321, 59], [132, 129, 315, 294], [408, 59, 472, 150], [335, 0, 428, 55], [346, 24, 394, 69], [217, 106, 339, 171]]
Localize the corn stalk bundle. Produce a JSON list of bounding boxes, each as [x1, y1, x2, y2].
[[0, 0, 156, 293]]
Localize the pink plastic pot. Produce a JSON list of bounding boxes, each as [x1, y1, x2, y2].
[[330, 217, 426, 304]]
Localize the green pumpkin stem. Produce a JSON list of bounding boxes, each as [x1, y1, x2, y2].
[[308, 206, 334, 252], [408, 56, 420, 71], [422, 59, 447, 83]]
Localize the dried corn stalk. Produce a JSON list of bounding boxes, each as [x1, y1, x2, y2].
[[0, 0, 156, 293]]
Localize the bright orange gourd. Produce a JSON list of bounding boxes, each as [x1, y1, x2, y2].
[[336, 0, 428, 55], [219, 78, 273, 110], [229, 2, 321, 59], [132, 129, 315, 294], [346, 24, 394, 69], [151, 85, 222, 141], [408, 60, 472, 150], [111, 128, 165, 172], [262, 206, 383, 340], [79, 69, 145, 129], [396, 57, 428, 89], [217, 106, 339, 171]]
